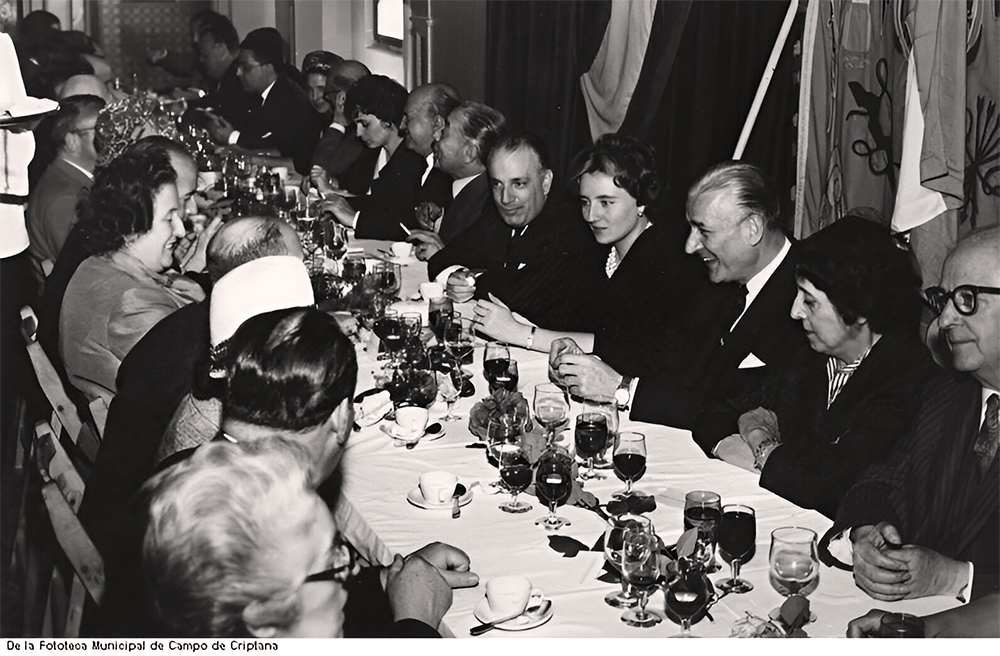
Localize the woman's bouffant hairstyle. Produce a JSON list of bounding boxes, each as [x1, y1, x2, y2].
[[345, 74, 407, 128], [141, 440, 317, 637], [74, 138, 178, 257], [221, 308, 358, 432], [795, 213, 923, 337], [568, 133, 662, 210]]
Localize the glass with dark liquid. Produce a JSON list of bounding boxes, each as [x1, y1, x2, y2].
[[683, 490, 722, 571], [498, 444, 533, 514], [717, 504, 756, 593], [612, 432, 646, 497], [533, 447, 573, 530], [575, 413, 608, 480]]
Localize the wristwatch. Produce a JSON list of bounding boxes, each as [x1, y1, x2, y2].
[[614, 376, 634, 410]]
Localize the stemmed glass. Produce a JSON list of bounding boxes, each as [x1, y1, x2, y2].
[[484, 343, 510, 391], [436, 358, 465, 422], [683, 491, 722, 572], [583, 400, 618, 469], [533, 383, 569, 445], [533, 446, 573, 530], [492, 360, 518, 392], [612, 432, 646, 498], [428, 297, 454, 342], [664, 560, 713, 637], [769, 527, 820, 619], [603, 514, 650, 608], [574, 412, 609, 480], [498, 443, 533, 514], [717, 504, 756, 594], [487, 414, 523, 469], [321, 220, 347, 262], [379, 311, 404, 366], [374, 261, 401, 303], [442, 317, 475, 365], [374, 309, 400, 363], [620, 521, 662, 627]]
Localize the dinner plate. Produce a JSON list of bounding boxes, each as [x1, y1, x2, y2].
[[0, 98, 59, 128], [473, 596, 554, 631], [407, 485, 473, 510]]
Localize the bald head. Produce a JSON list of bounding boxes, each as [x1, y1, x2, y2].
[[59, 75, 112, 102], [402, 83, 462, 157], [326, 60, 371, 126], [206, 217, 304, 282]]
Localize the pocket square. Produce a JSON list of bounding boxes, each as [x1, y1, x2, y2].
[[738, 352, 766, 369]]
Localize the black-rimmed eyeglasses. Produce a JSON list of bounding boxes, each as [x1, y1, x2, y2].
[[303, 534, 357, 584], [924, 285, 1000, 316]]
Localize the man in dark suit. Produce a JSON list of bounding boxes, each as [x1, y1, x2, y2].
[[205, 28, 320, 174], [310, 59, 373, 194], [401, 83, 461, 228], [822, 227, 999, 607], [420, 132, 604, 330], [183, 14, 256, 133], [408, 101, 507, 256], [552, 161, 805, 429]]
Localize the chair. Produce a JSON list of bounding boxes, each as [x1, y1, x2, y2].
[[24, 421, 105, 638]]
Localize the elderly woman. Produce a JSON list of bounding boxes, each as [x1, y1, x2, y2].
[[142, 440, 352, 637], [704, 215, 939, 518], [473, 133, 706, 377], [59, 142, 205, 403]]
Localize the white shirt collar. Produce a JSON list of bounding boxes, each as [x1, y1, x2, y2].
[[372, 147, 389, 181], [61, 157, 94, 180], [420, 153, 434, 186], [329, 121, 346, 133], [744, 237, 791, 309], [452, 172, 480, 198], [260, 79, 276, 103]]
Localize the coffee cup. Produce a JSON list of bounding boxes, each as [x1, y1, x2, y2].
[[419, 281, 444, 300], [485, 576, 543, 617], [395, 405, 429, 437], [391, 241, 413, 259], [418, 470, 457, 504]]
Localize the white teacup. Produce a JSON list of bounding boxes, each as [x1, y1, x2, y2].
[[272, 166, 289, 184], [418, 470, 457, 504], [391, 241, 413, 259], [419, 281, 444, 300], [485, 576, 544, 617], [395, 405, 429, 437]]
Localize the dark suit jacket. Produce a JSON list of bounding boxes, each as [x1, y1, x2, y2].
[[350, 147, 438, 240], [632, 244, 807, 429], [427, 194, 606, 330], [587, 220, 710, 379], [742, 335, 939, 518], [235, 75, 321, 174], [26, 157, 90, 292], [185, 60, 256, 133], [822, 374, 999, 600], [312, 124, 367, 189], [437, 172, 491, 244]]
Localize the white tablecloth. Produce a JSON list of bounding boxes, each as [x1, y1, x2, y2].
[[339, 240, 959, 638]]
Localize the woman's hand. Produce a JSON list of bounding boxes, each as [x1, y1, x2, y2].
[[472, 300, 529, 345], [176, 216, 223, 273]]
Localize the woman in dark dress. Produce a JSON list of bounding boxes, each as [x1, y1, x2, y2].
[[709, 215, 940, 518], [473, 133, 706, 378]]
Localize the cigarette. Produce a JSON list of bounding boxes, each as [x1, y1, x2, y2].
[[399, 223, 412, 236]]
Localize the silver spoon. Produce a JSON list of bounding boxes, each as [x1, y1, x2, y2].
[[469, 599, 552, 636]]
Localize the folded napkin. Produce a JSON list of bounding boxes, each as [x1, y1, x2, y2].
[[355, 390, 391, 427]]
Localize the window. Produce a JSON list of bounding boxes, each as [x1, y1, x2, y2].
[[374, 0, 403, 49]]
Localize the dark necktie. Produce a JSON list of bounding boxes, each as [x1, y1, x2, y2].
[[973, 393, 999, 474]]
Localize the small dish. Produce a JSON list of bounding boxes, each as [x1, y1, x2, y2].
[[473, 596, 554, 631], [380, 423, 446, 443], [407, 484, 472, 510]]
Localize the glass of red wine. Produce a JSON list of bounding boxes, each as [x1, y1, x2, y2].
[[498, 443, 533, 514], [620, 521, 662, 627], [428, 297, 454, 342], [683, 490, 722, 572], [718, 504, 756, 594], [612, 432, 646, 498], [373, 309, 399, 363], [575, 412, 608, 480], [484, 342, 510, 391], [664, 559, 713, 637], [603, 514, 650, 608], [582, 400, 617, 470], [533, 446, 573, 530], [493, 359, 518, 392]]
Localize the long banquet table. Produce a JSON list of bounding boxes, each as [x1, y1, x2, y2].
[[338, 240, 959, 638]]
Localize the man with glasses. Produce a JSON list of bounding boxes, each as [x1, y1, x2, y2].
[[26, 93, 105, 291], [823, 226, 1000, 610]]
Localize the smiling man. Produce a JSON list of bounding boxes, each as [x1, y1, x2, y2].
[[823, 226, 1000, 611], [550, 160, 806, 430]]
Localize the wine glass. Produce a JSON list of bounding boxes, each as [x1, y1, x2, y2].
[[321, 219, 347, 261], [442, 317, 475, 365], [428, 297, 454, 342], [375, 310, 401, 364], [374, 261, 401, 302], [436, 358, 465, 422], [603, 514, 650, 608], [574, 412, 608, 480], [582, 400, 618, 469], [683, 490, 722, 572], [498, 443, 533, 514], [717, 504, 756, 594], [342, 254, 366, 283], [401, 312, 423, 352], [612, 432, 646, 498], [619, 522, 662, 627], [533, 383, 569, 445], [664, 560, 713, 637], [487, 414, 523, 468], [484, 343, 511, 391], [769, 527, 820, 619], [533, 446, 573, 530], [492, 359, 518, 392]]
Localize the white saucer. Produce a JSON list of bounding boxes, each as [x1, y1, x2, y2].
[[473, 597, 553, 631], [407, 485, 473, 510], [381, 424, 446, 443]]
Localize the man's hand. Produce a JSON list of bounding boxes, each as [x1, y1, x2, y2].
[[176, 216, 223, 274], [310, 165, 336, 196], [414, 201, 443, 231], [850, 523, 910, 601], [548, 338, 584, 386], [406, 230, 444, 261], [446, 268, 476, 302], [206, 113, 235, 144], [408, 542, 479, 588], [846, 608, 893, 637], [383, 554, 452, 629], [473, 300, 528, 346], [552, 352, 622, 402], [318, 195, 356, 227], [880, 545, 967, 600]]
